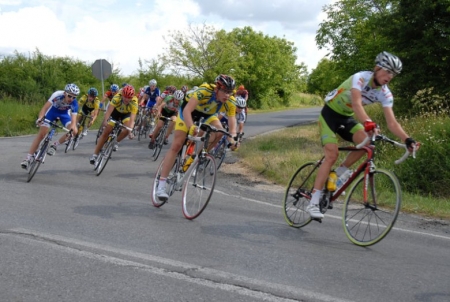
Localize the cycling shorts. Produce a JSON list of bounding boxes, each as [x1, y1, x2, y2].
[[318, 105, 363, 145]]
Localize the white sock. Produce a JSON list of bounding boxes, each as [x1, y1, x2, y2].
[[26, 153, 32, 160], [310, 189, 322, 206], [158, 178, 166, 189]]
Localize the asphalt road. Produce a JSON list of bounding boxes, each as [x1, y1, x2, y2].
[[1, 107, 449, 302]]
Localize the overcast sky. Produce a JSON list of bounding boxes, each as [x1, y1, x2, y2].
[[0, 0, 334, 76]]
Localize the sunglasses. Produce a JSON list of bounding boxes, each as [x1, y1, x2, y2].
[[66, 94, 76, 99], [237, 106, 245, 109], [219, 88, 234, 95]]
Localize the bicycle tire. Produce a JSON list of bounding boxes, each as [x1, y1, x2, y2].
[[182, 154, 217, 220], [283, 161, 318, 228], [95, 139, 114, 176], [343, 168, 401, 246], [152, 126, 167, 161], [72, 135, 81, 150], [27, 141, 49, 182], [65, 136, 73, 153]]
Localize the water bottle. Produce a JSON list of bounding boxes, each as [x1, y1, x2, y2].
[[182, 155, 195, 172], [336, 169, 353, 190], [327, 171, 338, 192]]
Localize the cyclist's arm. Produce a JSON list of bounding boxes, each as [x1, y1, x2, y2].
[[350, 88, 371, 123], [38, 101, 52, 120], [382, 106, 409, 142], [102, 103, 115, 126]]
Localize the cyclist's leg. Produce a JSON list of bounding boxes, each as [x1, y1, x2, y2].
[[26, 124, 49, 158], [165, 114, 177, 140], [150, 118, 164, 142], [94, 124, 113, 155], [204, 116, 222, 152], [338, 127, 367, 168]]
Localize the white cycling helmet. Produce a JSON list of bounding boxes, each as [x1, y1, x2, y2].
[[149, 79, 157, 86], [173, 90, 185, 101], [235, 96, 246, 108], [375, 51, 402, 74], [65, 83, 80, 95]]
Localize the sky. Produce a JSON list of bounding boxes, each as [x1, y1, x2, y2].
[[0, 0, 334, 76]]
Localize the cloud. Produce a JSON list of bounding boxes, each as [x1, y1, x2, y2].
[[0, 0, 330, 75]]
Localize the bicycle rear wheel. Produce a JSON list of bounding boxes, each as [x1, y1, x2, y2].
[[283, 161, 318, 228], [343, 168, 401, 247], [95, 140, 114, 176], [152, 156, 180, 207], [182, 154, 216, 220], [27, 141, 49, 182]]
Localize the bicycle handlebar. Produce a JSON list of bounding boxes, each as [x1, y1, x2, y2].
[[187, 119, 232, 142], [356, 133, 416, 164], [107, 118, 133, 131], [42, 119, 70, 132]]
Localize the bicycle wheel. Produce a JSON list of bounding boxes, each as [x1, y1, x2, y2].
[[72, 134, 81, 150], [152, 156, 180, 207], [343, 168, 401, 247], [182, 154, 217, 220], [95, 139, 114, 176], [152, 126, 166, 161], [283, 161, 319, 228], [65, 136, 73, 153], [213, 140, 227, 170], [27, 141, 49, 182], [95, 127, 103, 145]]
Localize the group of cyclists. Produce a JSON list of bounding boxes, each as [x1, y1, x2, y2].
[[20, 51, 420, 220], [20, 76, 248, 181]]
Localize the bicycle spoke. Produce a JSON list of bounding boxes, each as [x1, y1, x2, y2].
[[182, 155, 217, 220], [343, 169, 401, 246], [283, 162, 317, 228]]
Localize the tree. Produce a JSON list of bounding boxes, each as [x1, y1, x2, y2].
[[307, 58, 344, 96]]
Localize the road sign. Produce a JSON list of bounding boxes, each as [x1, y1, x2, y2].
[[91, 59, 112, 81]]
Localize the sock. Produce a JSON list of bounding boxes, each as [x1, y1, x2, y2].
[[310, 189, 322, 206], [26, 153, 32, 160], [158, 178, 166, 189], [54, 141, 60, 147], [336, 165, 349, 177]]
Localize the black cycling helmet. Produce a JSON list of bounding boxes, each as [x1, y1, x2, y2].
[[87, 87, 98, 97], [215, 74, 236, 91]]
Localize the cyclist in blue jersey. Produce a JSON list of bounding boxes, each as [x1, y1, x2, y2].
[[21, 84, 80, 169]]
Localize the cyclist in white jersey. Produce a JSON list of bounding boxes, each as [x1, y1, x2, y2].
[[307, 51, 420, 219]]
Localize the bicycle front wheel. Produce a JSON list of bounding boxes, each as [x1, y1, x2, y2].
[[152, 127, 166, 161], [27, 141, 49, 182], [343, 168, 401, 247], [95, 140, 114, 176], [182, 154, 217, 220], [213, 141, 227, 170], [65, 137, 73, 153], [72, 135, 81, 150], [152, 156, 180, 207], [283, 161, 319, 228]]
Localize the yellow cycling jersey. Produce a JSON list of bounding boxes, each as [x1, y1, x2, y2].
[[78, 94, 100, 110], [110, 93, 139, 114], [218, 95, 237, 117], [184, 83, 236, 118]]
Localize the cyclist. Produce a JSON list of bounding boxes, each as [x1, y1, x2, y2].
[[234, 96, 246, 141], [155, 74, 239, 201], [77, 87, 100, 136], [307, 51, 420, 219], [138, 80, 160, 130], [89, 85, 138, 164], [236, 84, 249, 121], [21, 84, 80, 169], [148, 89, 184, 149], [101, 84, 120, 109]]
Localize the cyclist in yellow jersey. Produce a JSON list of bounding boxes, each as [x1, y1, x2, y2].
[[89, 85, 138, 164], [156, 74, 239, 201], [77, 88, 100, 136]]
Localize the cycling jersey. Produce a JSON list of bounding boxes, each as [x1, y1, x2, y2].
[[162, 95, 180, 115], [144, 87, 161, 108], [104, 90, 116, 101], [44, 90, 78, 127], [110, 93, 139, 114], [78, 94, 100, 113], [325, 71, 394, 116], [181, 83, 235, 120]]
